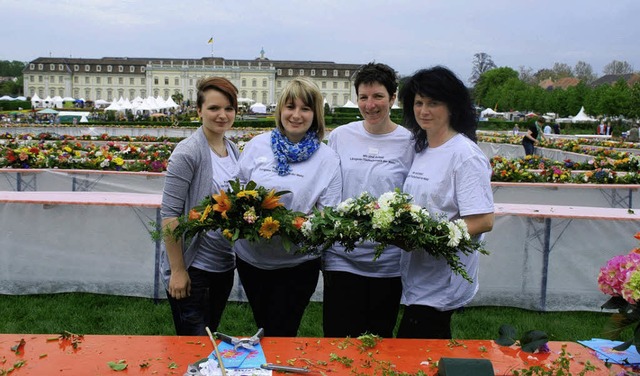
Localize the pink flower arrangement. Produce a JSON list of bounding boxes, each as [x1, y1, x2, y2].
[[598, 251, 640, 303]]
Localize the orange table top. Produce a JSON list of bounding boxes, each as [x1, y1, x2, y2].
[[0, 334, 622, 375]]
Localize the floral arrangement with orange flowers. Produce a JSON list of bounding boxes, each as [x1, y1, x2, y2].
[[168, 179, 306, 251]]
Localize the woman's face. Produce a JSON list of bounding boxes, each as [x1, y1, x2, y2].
[[413, 94, 450, 132], [197, 89, 235, 135], [357, 82, 395, 128], [280, 97, 314, 143]]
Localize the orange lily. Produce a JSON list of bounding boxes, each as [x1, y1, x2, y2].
[[188, 209, 201, 221], [292, 216, 306, 230], [212, 190, 232, 219], [261, 189, 284, 210]]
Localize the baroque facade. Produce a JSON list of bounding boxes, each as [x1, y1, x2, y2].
[[22, 51, 363, 108]]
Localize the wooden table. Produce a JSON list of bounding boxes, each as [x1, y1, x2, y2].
[[0, 334, 621, 375]]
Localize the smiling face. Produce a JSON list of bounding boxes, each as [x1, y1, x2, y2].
[[413, 93, 450, 133], [280, 97, 314, 143], [197, 89, 236, 136], [357, 82, 395, 129]]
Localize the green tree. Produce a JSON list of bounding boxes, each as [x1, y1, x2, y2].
[[551, 62, 573, 79], [0, 60, 26, 76], [171, 92, 184, 104], [574, 61, 596, 84], [472, 67, 519, 108], [629, 82, 640, 119]]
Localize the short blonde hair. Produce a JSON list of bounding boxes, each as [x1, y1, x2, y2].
[[274, 77, 325, 140]]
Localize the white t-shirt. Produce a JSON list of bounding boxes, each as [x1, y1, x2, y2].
[[543, 125, 552, 135], [401, 133, 493, 310], [234, 131, 342, 269], [192, 148, 239, 271], [324, 121, 415, 278]]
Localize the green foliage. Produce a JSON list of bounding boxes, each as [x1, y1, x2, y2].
[[0, 60, 26, 76]]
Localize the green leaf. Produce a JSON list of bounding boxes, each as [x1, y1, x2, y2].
[[520, 330, 548, 353], [107, 360, 128, 371], [495, 324, 517, 346], [245, 180, 257, 190]]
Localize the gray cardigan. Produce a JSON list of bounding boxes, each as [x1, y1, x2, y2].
[[159, 127, 240, 288]]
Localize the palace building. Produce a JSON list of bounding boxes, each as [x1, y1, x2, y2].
[[22, 50, 363, 108]]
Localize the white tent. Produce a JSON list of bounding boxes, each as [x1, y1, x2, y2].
[[572, 106, 597, 123], [0, 95, 14, 101], [250, 102, 267, 114], [104, 101, 122, 111], [31, 94, 42, 108], [94, 99, 110, 108], [165, 97, 180, 109], [342, 100, 357, 108], [481, 108, 498, 117]]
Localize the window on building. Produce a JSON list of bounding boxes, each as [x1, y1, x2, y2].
[[118, 89, 124, 97], [345, 70, 350, 77], [288, 69, 293, 75], [118, 77, 123, 84], [130, 89, 135, 98], [164, 77, 169, 85], [322, 81, 326, 89], [74, 76, 78, 83], [85, 89, 91, 99], [50, 89, 55, 97], [141, 78, 146, 85], [333, 82, 338, 89], [130, 77, 134, 85], [311, 69, 315, 76], [96, 89, 102, 98], [344, 82, 349, 89], [333, 93, 338, 104], [141, 89, 146, 97], [141, 67, 145, 73], [153, 90, 159, 97], [130, 66, 135, 73], [277, 69, 282, 75], [84, 77, 89, 84], [262, 92, 267, 104], [322, 70, 327, 76], [107, 77, 112, 84], [96, 65, 102, 72], [154, 77, 159, 85], [242, 79, 246, 87], [252, 79, 256, 87], [277, 81, 281, 88], [262, 79, 267, 87], [118, 65, 123, 72], [333, 70, 338, 76], [50, 64, 55, 70], [344, 94, 349, 103], [174, 78, 179, 85], [74, 89, 79, 98], [30, 64, 35, 69], [85, 65, 90, 72], [74, 65, 79, 71], [299, 69, 304, 75], [38, 64, 43, 70], [164, 89, 170, 98], [59, 89, 64, 96], [58, 64, 63, 71], [38, 75, 43, 82], [59, 76, 64, 83], [96, 77, 101, 84], [50, 75, 54, 82], [107, 65, 112, 72], [107, 89, 113, 101]]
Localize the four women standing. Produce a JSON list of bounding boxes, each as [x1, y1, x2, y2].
[[162, 64, 494, 339]]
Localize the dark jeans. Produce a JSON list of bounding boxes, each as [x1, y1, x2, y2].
[[236, 257, 320, 337], [166, 266, 235, 336], [323, 271, 401, 338], [396, 304, 455, 339], [523, 141, 535, 156]]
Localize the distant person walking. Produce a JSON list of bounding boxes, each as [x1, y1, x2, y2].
[[522, 121, 539, 156]]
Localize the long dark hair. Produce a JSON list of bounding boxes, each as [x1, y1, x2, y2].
[[399, 66, 477, 153]]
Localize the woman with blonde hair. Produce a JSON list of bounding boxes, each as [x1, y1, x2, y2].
[[234, 77, 342, 336]]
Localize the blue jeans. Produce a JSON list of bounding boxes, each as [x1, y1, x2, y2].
[[523, 141, 535, 156], [166, 267, 234, 336]]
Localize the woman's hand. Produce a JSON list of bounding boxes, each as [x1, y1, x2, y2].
[[168, 268, 191, 300]]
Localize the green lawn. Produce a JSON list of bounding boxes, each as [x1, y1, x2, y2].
[[0, 293, 621, 342]]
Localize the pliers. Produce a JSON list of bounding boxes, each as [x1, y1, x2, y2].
[[213, 328, 264, 351]]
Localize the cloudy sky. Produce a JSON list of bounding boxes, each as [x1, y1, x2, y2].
[[3, 0, 639, 82]]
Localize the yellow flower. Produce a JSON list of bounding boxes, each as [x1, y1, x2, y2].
[[222, 229, 233, 240], [200, 204, 213, 222], [113, 157, 124, 166], [259, 217, 280, 239], [261, 189, 284, 209], [236, 190, 259, 199], [212, 190, 232, 219]]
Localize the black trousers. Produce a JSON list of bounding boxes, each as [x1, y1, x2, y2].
[[322, 271, 401, 338], [396, 304, 455, 339], [166, 267, 235, 336], [236, 257, 320, 337]]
